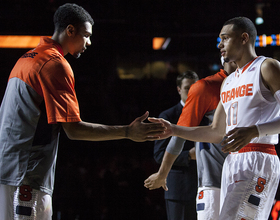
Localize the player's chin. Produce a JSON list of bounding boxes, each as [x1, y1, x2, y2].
[[73, 52, 81, 59]]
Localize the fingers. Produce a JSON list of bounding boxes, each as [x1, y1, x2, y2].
[[222, 143, 245, 153], [221, 128, 247, 152], [225, 128, 237, 136], [221, 135, 234, 146], [144, 178, 168, 191], [143, 123, 166, 135], [221, 137, 245, 153], [144, 174, 161, 190], [144, 178, 152, 188], [147, 117, 160, 123]]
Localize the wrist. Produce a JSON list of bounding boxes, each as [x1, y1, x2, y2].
[[251, 125, 259, 138], [158, 170, 168, 179], [125, 126, 130, 138]]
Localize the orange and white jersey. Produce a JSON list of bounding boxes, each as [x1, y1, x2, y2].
[[221, 56, 280, 145], [0, 37, 81, 196]]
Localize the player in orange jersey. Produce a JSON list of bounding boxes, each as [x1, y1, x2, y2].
[[0, 3, 165, 219]]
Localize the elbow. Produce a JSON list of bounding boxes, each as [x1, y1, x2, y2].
[[62, 122, 82, 140], [64, 130, 79, 140], [211, 134, 225, 144], [210, 124, 226, 144]]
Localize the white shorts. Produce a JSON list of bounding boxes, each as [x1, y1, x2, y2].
[[219, 146, 280, 220], [196, 186, 220, 220], [0, 184, 52, 220]]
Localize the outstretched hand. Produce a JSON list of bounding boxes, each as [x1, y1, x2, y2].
[[221, 126, 259, 153], [144, 172, 168, 191], [127, 111, 167, 142], [148, 117, 174, 139]]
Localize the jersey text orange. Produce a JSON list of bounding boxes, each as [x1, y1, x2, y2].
[[221, 83, 253, 103]]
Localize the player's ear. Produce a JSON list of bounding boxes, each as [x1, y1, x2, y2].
[[66, 24, 75, 37], [241, 32, 250, 45]]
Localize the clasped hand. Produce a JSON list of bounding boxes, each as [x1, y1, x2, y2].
[[221, 126, 259, 153], [128, 112, 167, 142], [144, 172, 168, 191]]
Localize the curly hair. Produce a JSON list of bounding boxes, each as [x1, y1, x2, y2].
[[53, 3, 94, 33]]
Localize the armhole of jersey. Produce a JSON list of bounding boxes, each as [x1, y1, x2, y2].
[[259, 58, 275, 103]]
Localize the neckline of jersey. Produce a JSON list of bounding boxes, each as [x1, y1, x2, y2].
[[235, 56, 259, 77]]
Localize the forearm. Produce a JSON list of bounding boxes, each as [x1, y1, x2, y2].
[[165, 136, 191, 166], [172, 124, 224, 144], [63, 112, 166, 142], [63, 121, 128, 141], [157, 151, 178, 179]]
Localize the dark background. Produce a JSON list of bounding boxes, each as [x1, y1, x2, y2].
[[1, 0, 280, 219]]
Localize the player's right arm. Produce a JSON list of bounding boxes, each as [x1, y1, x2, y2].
[[145, 101, 226, 190], [148, 101, 226, 143]]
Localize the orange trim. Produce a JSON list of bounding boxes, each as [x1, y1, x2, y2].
[[236, 143, 276, 155], [241, 56, 259, 73]]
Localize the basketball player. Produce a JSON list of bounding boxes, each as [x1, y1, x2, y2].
[[145, 17, 280, 220], [146, 58, 236, 220], [0, 3, 165, 219]]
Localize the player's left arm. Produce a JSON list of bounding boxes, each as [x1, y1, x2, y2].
[[222, 58, 280, 152]]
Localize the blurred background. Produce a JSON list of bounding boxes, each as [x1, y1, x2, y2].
[[1, 0, 280, 219]]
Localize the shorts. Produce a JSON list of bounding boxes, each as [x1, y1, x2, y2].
[[219, 149, 280, 220], [0, 183, 52, 220], [196, 186, 220, 220]]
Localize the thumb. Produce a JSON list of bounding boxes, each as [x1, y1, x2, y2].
[[138, 111, 149, 122], [162, 184, 168, 191]]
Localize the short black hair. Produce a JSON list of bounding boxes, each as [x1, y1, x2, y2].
[[176, 71, 199, 87], [223, 17, 257, 45], [53, 3, 94, 33]]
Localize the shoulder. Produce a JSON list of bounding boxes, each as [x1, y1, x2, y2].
[[188, 76, 219, 98], [44, 52, 72, 74], [261, 58, 280, 78], [261, 58, 280, 94], [261, 58, 280, 71], [189, 79, 208, 95]]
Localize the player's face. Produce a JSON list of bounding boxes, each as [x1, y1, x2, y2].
[[178, 78, 196, 103], [69, 21, 92, 59], [218, 24, 243, 63]]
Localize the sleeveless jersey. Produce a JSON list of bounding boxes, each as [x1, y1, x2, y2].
[[221, 56, 280, 145]]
